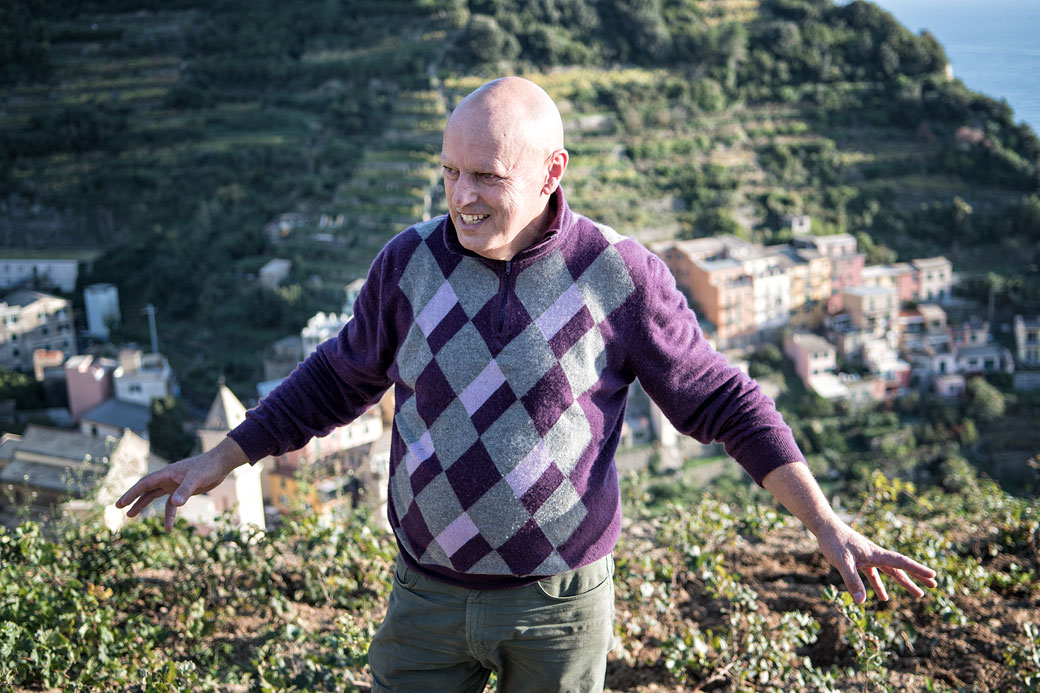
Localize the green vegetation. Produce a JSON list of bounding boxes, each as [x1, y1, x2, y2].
[[0, 507, 395, 691], [0, 368, 45, 412], [1, 472, 1037, 691], [148, 395, 194, 461]]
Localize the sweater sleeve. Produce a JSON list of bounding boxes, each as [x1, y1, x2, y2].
[[228, 247, 397, 463], [619, 245, 804, 485]]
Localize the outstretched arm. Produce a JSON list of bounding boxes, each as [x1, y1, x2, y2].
[[762, 462, 937, 604], [116, 437, 249, 530]]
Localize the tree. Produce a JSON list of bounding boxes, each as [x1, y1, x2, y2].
[[149, 396, 195, 461], [966, 377, 1006, 424], [601, 0, 672, 63], [459, 15, 520, 64], [0, 368, 44, 410]]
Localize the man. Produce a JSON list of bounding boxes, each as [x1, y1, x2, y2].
[[118, 77, 936, 692]]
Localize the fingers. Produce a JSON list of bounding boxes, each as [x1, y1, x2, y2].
[[835, 554, 868, 605], [164, 495, 178, 532], [873, 550, 937, 581], [832, 541, 936, 604], [127, 488, 166, 518], [879, 566, 929, 598], [116, 475, 157, 509], [170, 478, 193, 507], [864, 566, 888, 601], [849, 550, 937, 603]]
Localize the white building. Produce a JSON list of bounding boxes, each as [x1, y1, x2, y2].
[[301, 311, 350, 356], [1015, 315, 1040, 367], [259, 258, 292, 289], [197, 384, 265, 530], [743, 249, 791, 336], [955, 344, 1015, 376], [84, 283, 121, 340], [863, 340, 911, 395], [0, 258, 79, 293], [785, 214, 812, 235], [0, 289, 76, 371], [911, 256, 954, 302], [113, 349, 176, 406]]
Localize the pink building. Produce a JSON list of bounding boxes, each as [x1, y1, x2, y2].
[[784, 332, 838, 389], [64, 354, 117, 419], [894, 263, 918, 304]]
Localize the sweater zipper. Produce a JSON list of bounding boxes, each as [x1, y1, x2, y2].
[[497, 261, 512, 333]]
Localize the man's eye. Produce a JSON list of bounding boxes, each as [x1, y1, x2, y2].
[[443, 166, 459, 178], [479, 173, 501, 182]]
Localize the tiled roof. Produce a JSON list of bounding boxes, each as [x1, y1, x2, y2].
[[1, 288, 53, 308], [80, 399, 151, 434], [15, 424, 112, 464]]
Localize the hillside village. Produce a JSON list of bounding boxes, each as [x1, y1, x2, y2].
[[1, 221, 1039, 532]]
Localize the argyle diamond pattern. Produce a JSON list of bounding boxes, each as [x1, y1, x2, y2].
[[390, 229, 635, 576]]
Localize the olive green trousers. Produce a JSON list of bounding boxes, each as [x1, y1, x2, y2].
[[368, 554, 615, 693]]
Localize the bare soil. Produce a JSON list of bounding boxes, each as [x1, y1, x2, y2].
[[604, 525, 1038, 692]]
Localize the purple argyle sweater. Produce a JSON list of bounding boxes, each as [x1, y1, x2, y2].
[[229, 189, 803, 589]]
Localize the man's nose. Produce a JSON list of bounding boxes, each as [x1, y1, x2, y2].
[[452, 173, 478, 208]]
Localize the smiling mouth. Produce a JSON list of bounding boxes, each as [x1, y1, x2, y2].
[[459, 213, 489, 224]]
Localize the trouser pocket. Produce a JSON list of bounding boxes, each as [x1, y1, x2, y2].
[[534, 554, 614, 601]]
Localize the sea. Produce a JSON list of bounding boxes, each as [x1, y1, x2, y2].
[[868, 0, 1040, 135]]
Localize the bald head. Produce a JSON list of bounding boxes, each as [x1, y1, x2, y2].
[[446, 77, 565, 161]]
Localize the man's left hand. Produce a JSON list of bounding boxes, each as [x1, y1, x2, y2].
[[814, 520, 937, 604]]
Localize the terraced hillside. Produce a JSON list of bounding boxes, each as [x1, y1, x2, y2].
[[2, 0, 457, 397], [2, 0, 1038, 399]]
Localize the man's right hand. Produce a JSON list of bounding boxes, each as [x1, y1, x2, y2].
[[116, 437, 249, 530]]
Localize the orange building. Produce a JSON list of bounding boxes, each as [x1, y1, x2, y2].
[[778, 246, 831, 329], [653, 239, 755, 349]]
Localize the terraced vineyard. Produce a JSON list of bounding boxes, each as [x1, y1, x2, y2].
[[2, 471, 1038, 692]]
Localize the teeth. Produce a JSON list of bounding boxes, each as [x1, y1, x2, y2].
[[460, 213, 489, 224]]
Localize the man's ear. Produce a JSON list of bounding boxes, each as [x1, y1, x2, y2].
[[542, 148, 568, 195]]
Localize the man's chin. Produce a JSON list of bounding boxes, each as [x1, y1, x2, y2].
[[457, 234, 509, 261]]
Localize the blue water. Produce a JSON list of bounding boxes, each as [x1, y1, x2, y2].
[[869, 0, 1040, 134]]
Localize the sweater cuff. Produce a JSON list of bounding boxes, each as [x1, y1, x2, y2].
[[227, 416, 282, 464], [733, 430, 805, 486]]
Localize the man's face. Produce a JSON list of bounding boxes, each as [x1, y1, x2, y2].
[[440, 116, 551, 262]]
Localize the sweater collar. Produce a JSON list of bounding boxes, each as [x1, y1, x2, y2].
[[442, 187, 575, 266]]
